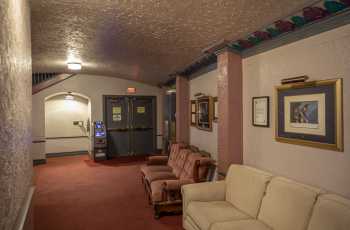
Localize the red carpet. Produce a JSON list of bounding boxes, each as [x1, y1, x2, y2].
[[33, 155, 183, 230]]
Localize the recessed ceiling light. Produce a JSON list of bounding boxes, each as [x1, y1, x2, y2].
[[67, 62, 82, 70]]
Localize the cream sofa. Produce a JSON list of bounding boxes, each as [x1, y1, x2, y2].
[[182, 164, 350, 230]]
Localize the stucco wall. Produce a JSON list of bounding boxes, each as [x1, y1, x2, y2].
[[32, 74, 164, 159], [243, 24, 350, 198], [189, 70, 218, 160], [0, 0, 33, 229]]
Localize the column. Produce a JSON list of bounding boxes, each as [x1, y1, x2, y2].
[[175, 76, 190, 144], [216, 47, 243, 176], [0, 0, 33, 229]]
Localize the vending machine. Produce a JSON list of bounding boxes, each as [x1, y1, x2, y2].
[[91, 121, 107, 161]]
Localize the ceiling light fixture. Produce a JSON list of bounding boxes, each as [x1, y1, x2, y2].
[[67, 62, 82, 70], [166, 89, 176, 94], [127, 87, 136, 93], [65, 92, 75, 100]]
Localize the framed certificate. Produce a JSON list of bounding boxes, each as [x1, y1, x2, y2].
[[252, 96, 270, 127]]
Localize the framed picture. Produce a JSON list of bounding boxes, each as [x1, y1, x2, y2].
[[252, 96, 269, 127], [275, 78, 343, 151], [213, 97, 218, 122], [190, 100, 197, 126], [196, 96, 213, 131]]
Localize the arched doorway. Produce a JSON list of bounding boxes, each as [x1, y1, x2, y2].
[[44, 92, 91, 156]]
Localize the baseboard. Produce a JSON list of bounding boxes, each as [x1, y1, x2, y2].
[[33, 159, 47, 166], [46, 151, 88, 158], [13, 186, 35, 230]]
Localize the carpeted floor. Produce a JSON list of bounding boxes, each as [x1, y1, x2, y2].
[[33, 155, 183, 230]]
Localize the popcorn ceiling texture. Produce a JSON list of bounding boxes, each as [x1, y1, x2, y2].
[[0, 0, 33, 229], [30, 0, 316, 85]]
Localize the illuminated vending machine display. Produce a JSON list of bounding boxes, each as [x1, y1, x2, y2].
[[91, 121, 107, 161]]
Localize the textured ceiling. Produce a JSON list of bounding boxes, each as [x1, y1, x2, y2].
[[30, 0, 316, 85]]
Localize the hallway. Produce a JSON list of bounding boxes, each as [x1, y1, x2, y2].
[[33, 156, 182, 230]]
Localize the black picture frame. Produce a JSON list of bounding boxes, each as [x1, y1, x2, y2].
[[252, 96, 270, 127]]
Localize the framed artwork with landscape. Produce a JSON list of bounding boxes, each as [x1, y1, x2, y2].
[[275, 78, 343, 151]]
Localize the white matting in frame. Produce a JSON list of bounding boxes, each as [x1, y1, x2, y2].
[[284, 93, 326, 136]]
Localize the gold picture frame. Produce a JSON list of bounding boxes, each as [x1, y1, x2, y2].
[[275, 78, 343, 151], [213, 97, 218, 122], [196, 96, 214, 131], [190, 100, 197, 126]]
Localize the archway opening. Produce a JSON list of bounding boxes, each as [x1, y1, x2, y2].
[[44, 92, 91, 156]]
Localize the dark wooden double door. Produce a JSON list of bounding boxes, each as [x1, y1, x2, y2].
[[104, 95, 156, 157]]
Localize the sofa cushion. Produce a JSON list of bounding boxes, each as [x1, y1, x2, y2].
[[179, 153, 201, 181], [307, 194, 350, 230], [167, 142, 185, 168], [186, 201, 250, 230], [183, 216, 201, 230], [258, 177, 321, 230], [225, 165, 273, 218], [211, 219, 272, 230], [172, 148, 191, 177]]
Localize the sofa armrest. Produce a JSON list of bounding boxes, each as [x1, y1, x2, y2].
[[163, 179, 193, 191], [182, 181, 226, 219], [147, 155, 168, 165], [145, 171, 177, 183]]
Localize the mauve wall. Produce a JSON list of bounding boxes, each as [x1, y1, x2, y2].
[[243, 24, 350, 198], [0, 0, 33, 229], [189, 70, 218, 160]]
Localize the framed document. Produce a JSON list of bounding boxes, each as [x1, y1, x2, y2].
[[275, 78, 343, 151], [252, 96, 269, 127]]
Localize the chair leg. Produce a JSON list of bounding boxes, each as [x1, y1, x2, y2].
[[154, 205, 161, 219]]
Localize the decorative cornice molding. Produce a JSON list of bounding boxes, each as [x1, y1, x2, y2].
[[164, 1, 350, 84]]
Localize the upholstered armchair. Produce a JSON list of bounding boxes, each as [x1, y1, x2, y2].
[[140, 142, 186, 184], [150, 153, 215, 218]]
